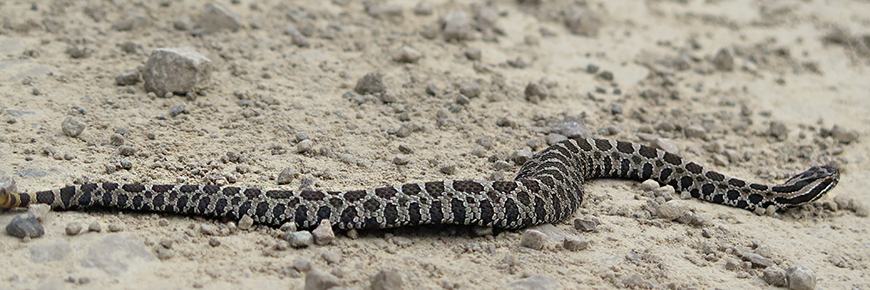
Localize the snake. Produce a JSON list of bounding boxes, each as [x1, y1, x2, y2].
[[0, 138, 839, 230]]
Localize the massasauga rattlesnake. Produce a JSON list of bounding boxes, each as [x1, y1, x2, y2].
[[0, 138, 839, 229]]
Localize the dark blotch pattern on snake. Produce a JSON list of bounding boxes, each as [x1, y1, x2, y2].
[[0, 139, 840, 229]]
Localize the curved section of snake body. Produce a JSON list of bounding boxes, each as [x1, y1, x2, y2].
[[0, 138, 839, 229]]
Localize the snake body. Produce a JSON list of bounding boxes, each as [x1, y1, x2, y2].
[[0, 138, 839, 229]]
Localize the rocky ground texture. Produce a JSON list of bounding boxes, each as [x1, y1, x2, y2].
[[0, 0, 869, 289]]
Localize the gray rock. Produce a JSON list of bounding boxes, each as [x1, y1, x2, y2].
[[621, 273, 644, 288], [546, 133, 568, 145], [62, 116, 86, 137], [366, 4, 403, 19], [413, 4, 433, 16], [285, 231, 314, 248], [371, 268, 404, 290], [573, 216, 599, 232], [440, 163, 456, 175], [321, 251, 342, 264], [786, 265, 815, 290], [297, 139, 313, 153], [238, 214, 254, 230], [460, 81, 481, 98], [510, 148, 532, 165], [465, 47, 482, 60], [524, 82, 549, 103], [442, 10, 473, 42], [65, 223, 83, 235], [30, 241, 72, 263], [195, 3, 242, 34], [501, 274, 561, 290], [519, 229, 546, 250], [81, 234, 157, 275], [564, 7, 599, 36], [173, 15, 193, 31], [277, 168, 296, 185], [292, 258, 312, 272], [713, 48, 734, 71], [88, 221, 102, 232], [562, 236, 589, 251], [640, 180, 659, 192], [393, 46, 422, 63], [658, 201, 688, 220], [684, 125, 707, 139], [769, 121, 789, 140], [312, 219, 335, 245], [762, 267, 787, 287], [651, 138, 679, 154], [6, 213, 44, 238], [142, 48, 213, 97], [304, 269, 341, 290], [551, 116, 591, 139], [115, 69, 141, 86], [831, 125, 859, 144], [284, 24, 310, 48], [742, 253, 773, 268], [355, 72, 385, 95]]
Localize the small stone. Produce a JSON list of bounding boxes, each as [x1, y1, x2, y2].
[[440, 163, 456, 175], [62, 117, 86, 137], [460, 81, 481, 98], [501, 274, 561, 290], [277, 168, 296, 185], [551, 116, 592, 139], [321, 251, 342, 264], [118, 145, 136, 156], [6, 213, 44, 238], [610, 104, 623, 115], [425, 84, 440, 96], [108, 223, 124, 232], [208, 237, 221, 247], [573, 216, 599, 232], [304, 270, 341, 290], [524, 82, 549, 103], [169, 105, 186, 116], [284, 231, 314, 248], [173, 15, 193, 31], [355, 72, 386, 95], [713, 154, 729, 166], [677, 212, 710, 227], [393, 46, 422, 63], [155, 246, 173, 260], [88, 221, 102, 232], [27, 204, 51, 222], [713, 48, 734, 71], [413, 4, 433, 16], [519, 229, 546, 250], [564, 8, 599, 36], [115, 69, 141, 86], [510, 148, 532, 165], [651, 138, 679, 154], [292, 258, 312, 272], [238, 215, 254, 230], [658, 200, 689, 220], [831, 125, 859, 144], [442, 10, 473, 42], [547, 133, 568, 145], [684, 125, 707, 139], [65, 223, 83, 235], [371, 268, 404, 290], [142, 48, 213, 97], [597, 71, 614, 81], [200, 223, 217, 236], [465, 47, 482, 61], [725, 258, 740, 271], [586, 64, 600, 74], [195, 3, 242, 34], [762, 267, 787, 287], [640, 180, 659, 192], [455, 94, 470, 105], [312, 219, 335, 245], [769, 121, 789, 140], [562, 236, 589, 251], [297, 139, 313, 153], [786, 265, 815, 290], [159, 238, 173, 249], [742, 253, 773, 268]]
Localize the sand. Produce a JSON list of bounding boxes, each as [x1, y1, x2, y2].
[[0, 0, 868, 289]]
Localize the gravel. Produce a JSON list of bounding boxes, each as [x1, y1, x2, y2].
[[573, 216, 599, 232], [519, 229, 546, 250], [285, 231, 314, 248], [65, 223, 83, 235], [6, 213, 44, 238], [786, 265, 815, 290], [769, 121, 789, 140], [713, 48, 734, 71], [562, 236, 589, 251], [142, 48, 213, 97], [61, 117, 86, 137], [88, 221, 102, 232], [355, 72, 386, 95]]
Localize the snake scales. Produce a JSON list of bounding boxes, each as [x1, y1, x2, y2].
[[0, 138, 839, 230]]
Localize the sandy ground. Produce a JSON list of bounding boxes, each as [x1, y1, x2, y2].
[[0, 0, 868, 289]]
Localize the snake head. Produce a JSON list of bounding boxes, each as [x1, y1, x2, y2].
[[776, 165, 840, 205]]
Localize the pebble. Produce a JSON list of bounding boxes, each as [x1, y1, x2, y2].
[[677, 212, 711, 227], [292, 258, 312, 272], [519, 229, 546, 250], [564, 7, 599, 36], [586, 64, 600, 74], [236, 214, 254, 230], [297, 139, 314, 153], [196, 3, 242, 34], [762, 267, 787, 287], [657, 200, 689, 220], [321, 251, 342, 264], [442, 10, 473, 42], [742, 252, 773, 268], [277, 168, 296, 185], [574, 217, 599, 232], [155, 246, 173, 261], [6, 213, 44, 238], [713, 48, 734, 71], [712, 154, 729, 166], [597, 71, 614, 81], [786, 265, 815, 290], [831, 125, 859, 144], [27, 204, 51, 222], [425, 83, 440, 96], [115, 69, 141, 86], [510, 148, 532, 165], [524, 82, 549, 103], [501, 274, 561, 290], [393, 46, 422, 63], [304, 270, 342, 290], [651, 138, 679, 154], [285, 231, 314, 248], [684, 125, 707, 139], [392, 156, 410, 165], [413, 3, 433, 16], [440, 163, 456, 175], [465, 47, 482, 60], [371, 268, 404, 290], [61, 117, 86, 137], [551, 116, 592, 139], [284, 25, 310, 48], [769, 121, 789, 140], [108, 222, 124, 232], [725, 258, 740, 271], [640, 180, 659, 192], [312, 219, 335, 245], [87, 221, 102, 232], [547, 133, 568, 145], [460, 81, 481, 98], [621, 273, 644, 288], [562, 236, 589, 251], [142, 48, 213, 97], [610, 104, 623, 115], [173, 15, 193, 31], [118, 145, 136, 156], [200, 223, 217, 236], [65, 223, 83, 235], [355, 72, 386, 95], [208, 237, 221, 247]]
